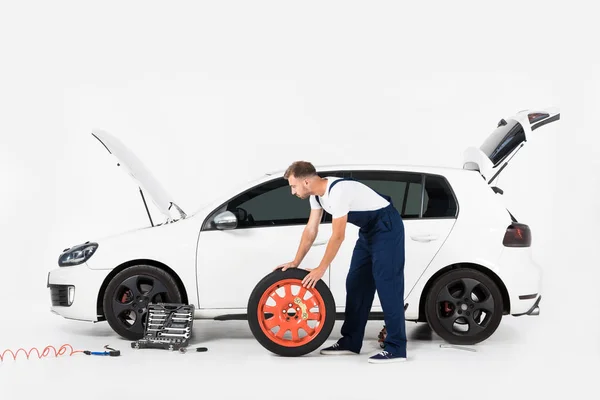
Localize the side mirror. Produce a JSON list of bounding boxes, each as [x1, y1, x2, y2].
[[212, 211, 237, 230]]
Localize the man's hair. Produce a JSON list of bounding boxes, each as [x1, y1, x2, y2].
[[284, 161, 317, 179]]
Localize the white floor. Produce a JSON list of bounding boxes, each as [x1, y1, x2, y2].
[[1, 305, 597, 400], [2, 225, 598, 399]]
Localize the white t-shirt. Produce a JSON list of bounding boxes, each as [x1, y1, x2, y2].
[[310, 177, 390, 219]]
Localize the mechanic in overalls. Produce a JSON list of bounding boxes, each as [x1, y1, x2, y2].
[[277, 161, 407, 363]]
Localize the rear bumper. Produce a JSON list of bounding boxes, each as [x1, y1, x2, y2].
[[47, 264, 111, 322], [495, 247, 542, 315], [512, 295, 541, 316]]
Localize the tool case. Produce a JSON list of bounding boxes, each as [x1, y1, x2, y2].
[[131, 303, 195, 351]]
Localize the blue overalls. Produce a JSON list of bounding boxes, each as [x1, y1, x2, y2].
[[316, 178, 407, 357]]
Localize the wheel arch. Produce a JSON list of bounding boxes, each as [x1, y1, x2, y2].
[[417, 262, 511, 322], [96, 259, 189, 320]]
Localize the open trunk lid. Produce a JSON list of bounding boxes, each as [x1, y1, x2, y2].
[[463, 107, 560, 184]]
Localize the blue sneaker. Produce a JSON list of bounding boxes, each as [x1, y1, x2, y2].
[[320, 342, 359, 355], [368, 350, 407, 364]]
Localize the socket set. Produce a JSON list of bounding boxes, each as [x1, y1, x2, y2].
[[131, 303, 195, 351]]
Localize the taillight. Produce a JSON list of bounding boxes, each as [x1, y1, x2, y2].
[[503, 223, 531, 247], [528, 113, 550, 123]]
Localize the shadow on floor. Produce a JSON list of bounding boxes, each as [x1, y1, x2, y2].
[[56, 313, 526, 350]]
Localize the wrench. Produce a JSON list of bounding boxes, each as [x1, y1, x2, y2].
[[159, 332, 190, 338], [439, 344, 477, 352], [165, 327, 190, 332]]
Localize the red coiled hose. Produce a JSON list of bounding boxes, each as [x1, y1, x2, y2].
[[0, 344, 84, 361]]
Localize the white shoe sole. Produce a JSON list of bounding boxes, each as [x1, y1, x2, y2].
[[368, 357, 407, 364], [320, 350, 358, 355]]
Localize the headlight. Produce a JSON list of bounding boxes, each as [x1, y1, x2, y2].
[[58, 242, 98, 266]]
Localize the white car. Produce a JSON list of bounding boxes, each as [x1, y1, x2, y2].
[[47, 107, 559, 356]]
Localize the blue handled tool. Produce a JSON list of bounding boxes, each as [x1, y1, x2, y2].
[[84, 345, 121, 356]]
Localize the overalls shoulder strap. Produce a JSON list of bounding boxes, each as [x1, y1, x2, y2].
[[327, 177, 356, 194], [314, 195, 322, 207], [315, 177, 356, 207], [328, 177, 393, 204]]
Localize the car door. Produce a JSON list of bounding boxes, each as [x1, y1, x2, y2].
[[195, 175, 336, 310], [328, 170, 458, 312]]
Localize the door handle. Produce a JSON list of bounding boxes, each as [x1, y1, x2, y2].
[[312, 240, 328, 247], [410, 234, 439, 242]]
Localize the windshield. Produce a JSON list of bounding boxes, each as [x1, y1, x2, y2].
[[480, 119, 526, 166]]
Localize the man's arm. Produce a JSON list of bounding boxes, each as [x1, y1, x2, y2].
[[292, 208, 323, 265], [301, 184, 350, 288], [317, 214, 346, 270], [302, 214, 346, 288], [278, 208, 322, 270]]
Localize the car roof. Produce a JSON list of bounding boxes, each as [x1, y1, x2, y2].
[[265, 163, 467, 176]]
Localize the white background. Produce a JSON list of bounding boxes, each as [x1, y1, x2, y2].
[[1, 1, 599, 398]]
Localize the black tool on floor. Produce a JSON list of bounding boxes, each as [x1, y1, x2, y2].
[[178, 346, 208, 354], [131, 303, 195, 352]]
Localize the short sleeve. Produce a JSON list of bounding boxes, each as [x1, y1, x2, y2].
[[309, 195, 322, 210], [328, 184, 351, 219]]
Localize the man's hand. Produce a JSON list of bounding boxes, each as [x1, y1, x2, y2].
[[274, 261, 298, 271], [299, 214, 345, 289], [302, 266, 327, 288]]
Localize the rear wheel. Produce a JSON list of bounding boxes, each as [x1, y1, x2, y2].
[[248, 269, 336, 357], [102, 265, 182, 340], [425, 268, 503, 345]]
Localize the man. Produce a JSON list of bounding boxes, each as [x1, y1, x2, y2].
[[276, 161, 407, 364]]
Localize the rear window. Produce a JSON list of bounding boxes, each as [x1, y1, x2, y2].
[[480, 119, 526, 166], [422, 175, 457, 218], [349, 171, 457, 219]]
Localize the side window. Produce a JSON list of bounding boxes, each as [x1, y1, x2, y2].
[[422, 175, 457, 218], [204, 171, 349, 230], [221, 178, 310, 228], [349, 171, 424, 220]]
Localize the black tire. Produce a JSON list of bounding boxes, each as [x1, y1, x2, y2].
[[103, 265, 183, 341], [425, 268, 503, 345], [247, 268, 336, 357]]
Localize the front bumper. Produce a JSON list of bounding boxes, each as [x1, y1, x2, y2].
[[47, 264, 111, 322]]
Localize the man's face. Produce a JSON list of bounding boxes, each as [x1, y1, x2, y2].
[[288, 175, 311, 199]]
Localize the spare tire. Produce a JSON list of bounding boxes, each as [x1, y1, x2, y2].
[[247, 268, 336, 357]]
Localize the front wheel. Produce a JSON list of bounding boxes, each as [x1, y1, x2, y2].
[[425, 268, 503, 345], [247, 269, 336, 357], [102, 265, 183, 341]]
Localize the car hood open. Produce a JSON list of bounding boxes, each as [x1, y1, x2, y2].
[[92, 129, 186, 222]]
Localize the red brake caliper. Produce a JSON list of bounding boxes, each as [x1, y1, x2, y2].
[[121, 290, 130, 303], [444, 302, 452, 313]]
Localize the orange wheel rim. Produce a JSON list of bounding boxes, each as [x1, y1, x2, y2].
[[257, 278, 327, 347]]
